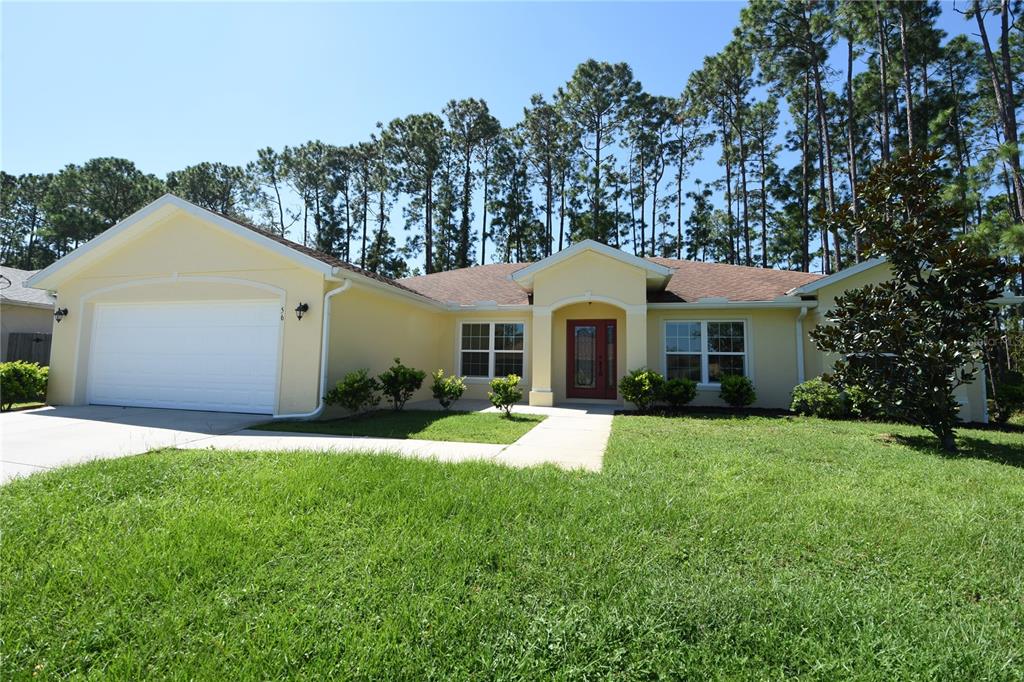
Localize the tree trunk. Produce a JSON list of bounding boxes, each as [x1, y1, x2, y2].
[[738, 125, 751, 266], [558, 166, 566, 252], [593, 116, 602, 243], [760, 141, 768, 268], [425, 180, 434, 274], [722, 115, 736, 265], [846, 36, 861, 261], [360, 183, 368, 269], [676, 135, 684, 259], [975, 0, 1024, 220], [898, 5, 915, 152], [459, 150, 473, 268], [800, 74, 811, 272], [812, 64, 842, 272], [817, 137, 831, 275], [480, 151, 490, 265], [877, 1, 892, 162]]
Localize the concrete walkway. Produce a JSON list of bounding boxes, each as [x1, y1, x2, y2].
[[1, 401, 614, 483], [194, 401, 614, 472]]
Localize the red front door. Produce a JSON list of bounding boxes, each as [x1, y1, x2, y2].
[[567, 319, 617, 399]]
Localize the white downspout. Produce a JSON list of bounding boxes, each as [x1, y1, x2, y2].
[[273, 278, 352, 420], [795, 305, 809, 385]]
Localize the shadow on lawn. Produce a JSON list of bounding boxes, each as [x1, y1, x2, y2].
[[887, 433, 1024, 469]]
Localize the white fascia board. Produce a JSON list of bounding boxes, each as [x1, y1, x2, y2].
[[445, 303, 533, 312], [26, 194, 335, 291], [510, 239, 672, 288], [648, 299, 818, 310], [785, 257, 887, 296], [0, 299, 55, 311]]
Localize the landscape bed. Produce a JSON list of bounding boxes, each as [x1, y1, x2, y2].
[[251, 409, 545, 445], [1, 415, 1022, 678]]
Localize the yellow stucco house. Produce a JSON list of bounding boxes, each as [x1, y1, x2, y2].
[[25, 194, 995, 422]]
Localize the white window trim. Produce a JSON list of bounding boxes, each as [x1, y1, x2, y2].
[[456, 320, 528, 384], [663, 318, 752, 388]]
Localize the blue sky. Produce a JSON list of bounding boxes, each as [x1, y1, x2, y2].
[[1, 1, 977, 265]]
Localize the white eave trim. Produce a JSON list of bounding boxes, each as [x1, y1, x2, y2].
[[0, 298, 55, 310], [785, 257, 887, 296], [25, 194, 335, 291], [509, 239, 672, 288], [648, 299, 819, 310]]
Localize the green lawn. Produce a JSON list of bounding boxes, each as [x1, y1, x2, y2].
[[253, 409, 544, 444], [1, 401, 45, 412], [2, 416, 1022, 679]]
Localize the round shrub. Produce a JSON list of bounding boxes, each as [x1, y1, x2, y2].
[[844, 384, 884, 420], [324, 369, 381, 413], [790, 377, 845, 418], [661, 377, 697, 409], [431, 369, 466, 410], [993, 371, 1024, 424], [719, 374, 755, 408], [0, 361, 48, 411], [378, 358, 426, 411], [488, 374, 522, 417], [619, 369, 665, 413]]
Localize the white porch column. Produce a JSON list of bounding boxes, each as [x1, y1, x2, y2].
[[529, 307, 554, 406], [625, 305, 648, 372]]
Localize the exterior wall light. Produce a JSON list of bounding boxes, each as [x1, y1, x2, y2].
[[54, 307, 69, 323], [294, 303, 309, 320]]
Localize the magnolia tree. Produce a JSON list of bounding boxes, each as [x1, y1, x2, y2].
[[811, 153, 1015, 453]]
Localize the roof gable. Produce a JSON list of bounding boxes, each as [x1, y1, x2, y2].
[[26, 195, 339, 291], [785, 257, 886, 296], [510, 239, 672, 289]]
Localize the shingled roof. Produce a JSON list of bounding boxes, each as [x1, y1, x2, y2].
[[398, 259, 823, 305], [0, 266, 55, 308], [647, 258, 823, 302]]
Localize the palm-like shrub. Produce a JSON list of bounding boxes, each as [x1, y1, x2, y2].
[[619, 369, 665, 413], [378, 358, 426, 411], [488, 374, 522, 417], [431, 369, 466, 410]]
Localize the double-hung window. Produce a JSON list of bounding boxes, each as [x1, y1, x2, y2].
[[460, 322, 525, 379], [664, 320, 747, 384]]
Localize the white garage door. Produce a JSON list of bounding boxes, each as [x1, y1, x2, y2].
[[88, 300, 281, 414]]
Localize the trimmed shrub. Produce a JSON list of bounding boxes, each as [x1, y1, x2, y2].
[[790, 377, 845, 418], [0, 361, 48, 411], [378, 358, 426, 411], [661, 377, 697, 409], [488, 374, 522, 417], [993, 371, 1024, 424], [431, 369, 466, 410], [324, 369, 380, 413], [619, 369, 665, 413], [719, 374, 755, 407], [845, 384, 884, 420]]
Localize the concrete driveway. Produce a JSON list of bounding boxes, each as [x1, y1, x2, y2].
[[0, 406, 264, 483]]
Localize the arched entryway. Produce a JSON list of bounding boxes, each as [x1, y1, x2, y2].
[[529, 295, 647, 406]]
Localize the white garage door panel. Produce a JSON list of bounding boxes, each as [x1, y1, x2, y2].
[[88, 301, 281, 414]]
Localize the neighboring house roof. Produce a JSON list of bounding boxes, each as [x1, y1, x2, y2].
[[400, 258, 824, 305], [0, 266, 55, 309]]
